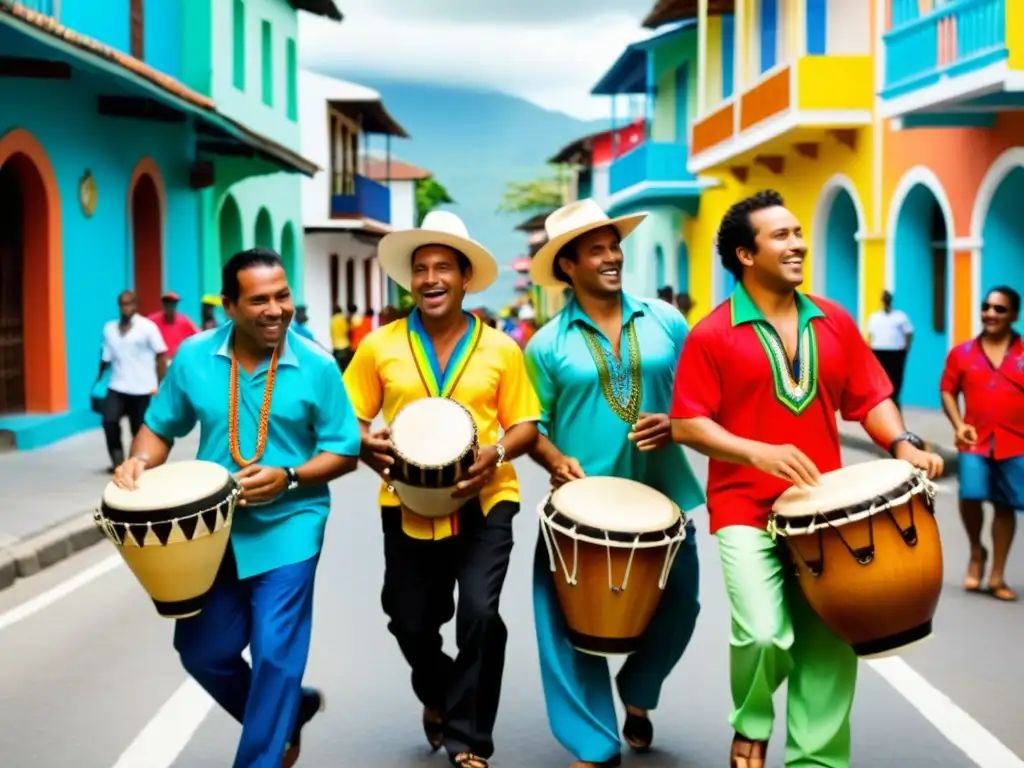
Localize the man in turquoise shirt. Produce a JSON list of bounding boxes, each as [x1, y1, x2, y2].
[[525, 200, 705, 768], [113, 248, 361, 768]]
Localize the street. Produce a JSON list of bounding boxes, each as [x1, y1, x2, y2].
[[0, 446, 1021, 768]]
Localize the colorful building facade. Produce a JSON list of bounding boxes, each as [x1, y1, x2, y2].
[[0, 0, 334, 449]]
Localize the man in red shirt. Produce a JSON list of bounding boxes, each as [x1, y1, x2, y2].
[[941, 286, 1024, 602], [148, 291, 199, 360], [670, 191, 943, 768]]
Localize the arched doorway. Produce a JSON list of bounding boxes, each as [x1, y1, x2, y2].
[[893, 182, 950, 409], [254, 208, 273, 250], [823, 188, 860, 319], [130, 173, 162, 315], [676, 242, 689, 293], [654, 244, 666, 291], [219, 194, 243, 265], [279, 222, 297, 285], [981, 165, 1024, 319], [0, 129, 65, 415]]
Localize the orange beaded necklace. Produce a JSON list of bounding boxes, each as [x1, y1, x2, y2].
[[228, 340, 280, 468]]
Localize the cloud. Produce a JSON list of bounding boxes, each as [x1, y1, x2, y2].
[[299, 1, 655, 120]]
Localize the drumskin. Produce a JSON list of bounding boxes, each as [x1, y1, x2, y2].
[[525, 293, 705, 763]]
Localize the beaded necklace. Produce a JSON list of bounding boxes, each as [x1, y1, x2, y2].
[[229, 340, 279, 467]]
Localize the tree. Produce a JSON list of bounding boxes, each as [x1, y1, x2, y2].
[[415, 176, 454, 226], [497, 166, 568, 214]]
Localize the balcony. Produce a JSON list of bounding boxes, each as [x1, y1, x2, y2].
[[688, 55, 873, 173], [880, 0, 1023, 125], [330, 173, 390, 225], [606, 141, 704, 212]]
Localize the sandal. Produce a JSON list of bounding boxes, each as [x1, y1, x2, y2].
[[730, 732, 768, 768], [964, 547, 988, 592], [423, 707, 444, 752], [282, 688, 326, 768], [987, 582, 1018, 601], [450, 753, 488, 768], [622, 712, 653, 752]]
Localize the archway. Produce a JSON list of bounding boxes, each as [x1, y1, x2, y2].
[[654, 244, 666, 291], [676, 242, 689, 293], [823, 189, 860, 319], [892, 181, 950, 409], [219, 194, 243, 265], [979, 162, 1024, 331], [0, 129, 65, 414], [130, 171, 163, 316], [254, 208, 273, 250], [280, 222, 297, 285]]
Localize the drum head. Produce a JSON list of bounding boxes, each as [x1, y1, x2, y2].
[[551, 477, 679, 534], [773, 459, 918, 520], [391, 397, 476, 467], [102, 460, 233, 511]]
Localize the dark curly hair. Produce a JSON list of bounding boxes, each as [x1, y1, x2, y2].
[[716, 190, 786, 279]]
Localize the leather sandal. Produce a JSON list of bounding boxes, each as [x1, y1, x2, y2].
[[622, 712, 653, 752], [730, 732, 768, 768], [450, 753, 488, 768], [423, 707, 444, 752], [987, 581, 1018, 601]]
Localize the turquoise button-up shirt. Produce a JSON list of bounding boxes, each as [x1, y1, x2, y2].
[[524, 293, 706, 515], [144, 323, 361, 579]]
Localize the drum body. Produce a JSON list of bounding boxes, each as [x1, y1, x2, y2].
[[389, 397, 478, 518], [771, 459, 942, 659], [94, 460, 239, 619], [538, 476, 686, 656]]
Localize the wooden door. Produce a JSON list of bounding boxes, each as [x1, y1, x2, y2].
[[0, 164, 25, 414]]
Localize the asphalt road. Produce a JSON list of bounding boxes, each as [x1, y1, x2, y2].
[[0, 447, 1021, 768]]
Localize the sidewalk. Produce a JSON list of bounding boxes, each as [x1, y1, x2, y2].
[[838, 406, 959, 476], [0, 427, 199, 591]]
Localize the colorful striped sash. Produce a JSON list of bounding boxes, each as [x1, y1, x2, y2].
[[406, 309, 483, 398]]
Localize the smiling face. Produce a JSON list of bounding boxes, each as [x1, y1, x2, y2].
[[981, 289, 1017, 336], [223, 264, 293, 351], [738, 205, 807, 290], [410, 244, 470, 320], [556, 226, 623, 299]]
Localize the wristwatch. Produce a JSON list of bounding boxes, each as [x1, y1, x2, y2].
[[494, 444, 506, 468], [889, 432, 925, 457], [284, 467, 300, 491]]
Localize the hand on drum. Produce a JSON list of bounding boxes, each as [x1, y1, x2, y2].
[[628, 413, 672, 451], [451, 444, 499, 499], [361, 427, 395, 480], [893, 441, 945, 479], [234, 465, 288, 505], [112, 457, 148, 490], [748, 443, 821, 489], [550, 456, 585, 488]]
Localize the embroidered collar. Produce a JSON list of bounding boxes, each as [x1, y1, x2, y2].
[[406, 309, 483, 398], [730, 283, 825, 333], [566, 292, 646, 332]]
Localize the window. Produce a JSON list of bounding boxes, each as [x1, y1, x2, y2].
[[233, 0, 245, 90], [261, 20, 273, 107], [286, 38, 297, 120], [130, 0, 144, 59]]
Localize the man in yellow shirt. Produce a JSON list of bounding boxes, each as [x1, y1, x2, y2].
[[343, 211, 540, 768], [330, 304, 353, 371]]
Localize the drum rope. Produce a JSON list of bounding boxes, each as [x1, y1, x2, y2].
[[540, 519, 580, 585], [657, 535, 686, 589], [605, 532, 640, 592]]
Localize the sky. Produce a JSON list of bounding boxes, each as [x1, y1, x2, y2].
[[299, 0, 658, 120]]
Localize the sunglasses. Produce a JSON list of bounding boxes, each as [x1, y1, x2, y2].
[[982, 302, 1010, 314]]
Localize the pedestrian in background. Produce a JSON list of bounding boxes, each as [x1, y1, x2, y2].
[[866, 290, 914, 408]]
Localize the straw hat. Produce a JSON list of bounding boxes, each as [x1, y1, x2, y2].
[[529, 199, 647, 289], [379, 210, 498, 294]]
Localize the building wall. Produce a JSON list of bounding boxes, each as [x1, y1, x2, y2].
[[651, 31, 698, 143], [390, 179, 416, 229], [302, 232, 382, 347]]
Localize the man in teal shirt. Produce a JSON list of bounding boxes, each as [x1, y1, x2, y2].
[[113, 248, 361, 768], [525, 200, 705, 768]]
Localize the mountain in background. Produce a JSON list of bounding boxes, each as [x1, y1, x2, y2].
[[309, 72, 607, 309]]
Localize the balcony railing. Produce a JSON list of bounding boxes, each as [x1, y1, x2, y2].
[[609, 141, 692, 195], [330, 173, 390, 224], [883, 0, 1008, 97]]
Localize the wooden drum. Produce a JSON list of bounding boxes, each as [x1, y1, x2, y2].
[[94, 460, 239, 619], [388, 397, 479, 518], [770, 458, 943, 659], [538, 476, 687, 656]]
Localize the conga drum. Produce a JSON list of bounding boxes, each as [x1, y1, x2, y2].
[[94, 460, 240, 619], [770, 458, 942, 658], [388, 397, 478, 518], [538, 476, 687, 656]]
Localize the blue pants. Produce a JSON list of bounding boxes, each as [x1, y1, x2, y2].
[[174, 547, 319, 768], [959, 453, 1024, 509], [533, 524, 701, 764]]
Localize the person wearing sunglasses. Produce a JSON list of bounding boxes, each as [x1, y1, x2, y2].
[[940, 286, 1024, 602]]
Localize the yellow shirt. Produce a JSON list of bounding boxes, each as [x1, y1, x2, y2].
[[330, 314, 350, 350], [343, 316, 541, 540]]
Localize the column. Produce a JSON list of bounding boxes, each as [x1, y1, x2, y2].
[[697, 0, 709, 115]]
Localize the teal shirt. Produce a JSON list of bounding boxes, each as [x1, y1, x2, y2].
[[525, 294, 706, 515], [144, 323, 361, 579]]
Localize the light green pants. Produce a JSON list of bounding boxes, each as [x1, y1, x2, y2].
[[716, 526, 857, 768]]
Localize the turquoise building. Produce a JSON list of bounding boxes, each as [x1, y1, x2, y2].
[[0, 0, 338, 450]]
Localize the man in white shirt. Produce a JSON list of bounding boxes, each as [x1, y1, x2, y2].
[[866, 290, 914, 408], [98, 290, 168, 470]]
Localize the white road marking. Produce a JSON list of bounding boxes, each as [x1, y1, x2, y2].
[[111, 678, 214, 768], [868, 657, 1024, 768], [0, 555, 122, 632]]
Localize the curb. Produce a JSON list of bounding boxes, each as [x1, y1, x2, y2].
[[838, 433, 960, 479], [0, 513, 105, 592]]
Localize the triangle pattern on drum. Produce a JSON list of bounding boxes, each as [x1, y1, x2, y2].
[[151, 521, 173, 546], [178, 515, 199, 541]]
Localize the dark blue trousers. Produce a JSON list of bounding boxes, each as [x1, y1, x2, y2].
[[173, 547, 319, 768]]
